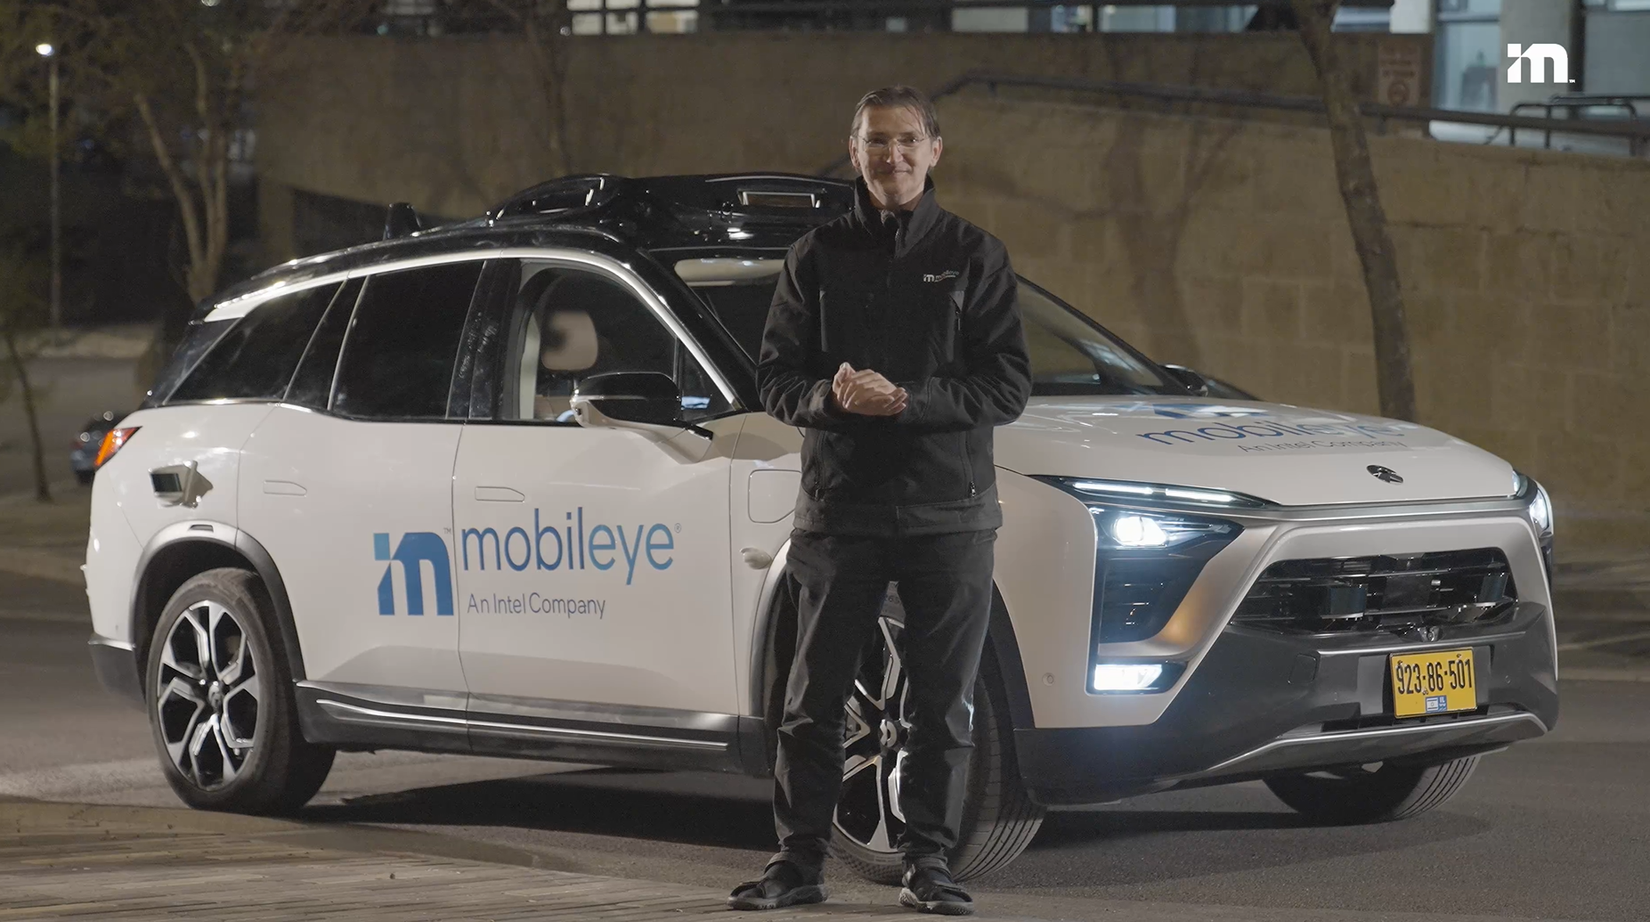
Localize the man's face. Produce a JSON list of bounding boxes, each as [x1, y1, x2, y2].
[[849, 104, 943, 210]]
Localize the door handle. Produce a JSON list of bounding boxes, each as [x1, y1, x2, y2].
[[475, 486, 526, 503]]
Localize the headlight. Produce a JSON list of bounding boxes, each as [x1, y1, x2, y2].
[[1037, 477, 1244, 691], [1515, 472, 1554, 539]]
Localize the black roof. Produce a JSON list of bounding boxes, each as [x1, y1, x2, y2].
[[220, 173, 852, 306]]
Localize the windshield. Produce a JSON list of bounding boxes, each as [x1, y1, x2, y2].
[[670, 255, 1178, 396]]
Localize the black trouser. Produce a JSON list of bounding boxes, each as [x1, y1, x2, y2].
[[772, 527, 996, 874]]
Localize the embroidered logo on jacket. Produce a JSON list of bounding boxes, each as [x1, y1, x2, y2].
[[922, 270, 961, 283]]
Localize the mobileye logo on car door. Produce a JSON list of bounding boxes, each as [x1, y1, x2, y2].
[[458, 508, 675, 586], [374, 532, 455, 616]]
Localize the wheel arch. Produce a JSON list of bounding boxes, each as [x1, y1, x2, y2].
[[130, 522, 306, 689]]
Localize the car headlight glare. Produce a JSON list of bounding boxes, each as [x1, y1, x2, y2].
[[1529, 483, 1553, 537], [1092, 663, 1162, 691], [1094, 509, 1235, 550], [1068, 478, 1270, 509], [1090, 661, 1186, 693]]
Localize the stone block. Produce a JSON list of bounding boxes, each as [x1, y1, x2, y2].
[[1240, 277, 1304, 342], [1184, 146, 1254, 215], [1548, 235, 1633, 303], [1342, 347, 1381, 416], [1253, 151, 1341, 222], [986, 199, 1066, 260], [1535, 431, 1623, 506], [1178, 275, 1245, 337], [1177, 209, 1261, 278], [1394, 225, 1485, 293], [1458, 160, 1528, 231], [1413, 354, 1493, 430], [1517, 165, 1581, 235], [1489, 364, 1570, 433], [1610, 299, 1650, 375], [1270, 343, 1346, 409], [1402, 292, 1454, 349], [1378, 155, 1467, 227], [1526, 300, 1611, 371], [1482, 232, 1554, 298], [1301, 280, 1374, 346], [1450, 294, 1534, 367], [1248, 217, 1337, 282], [1567, 372, 1633, 434]]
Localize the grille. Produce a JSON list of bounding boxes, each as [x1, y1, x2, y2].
[[1233, 548, 1517, 634]]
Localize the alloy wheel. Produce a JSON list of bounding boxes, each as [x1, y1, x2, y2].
[[834, 615, 909, 856], [154, 600, 261, 791]]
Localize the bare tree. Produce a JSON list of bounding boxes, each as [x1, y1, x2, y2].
[[481, 0, 575, 177], [0, 238, 52, 503], [48, 0, 371, 304], [1291, 0, 1417, 421]]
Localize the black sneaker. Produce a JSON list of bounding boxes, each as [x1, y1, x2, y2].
[[898, 864, 974, 916], [727, 859, 828, 911]]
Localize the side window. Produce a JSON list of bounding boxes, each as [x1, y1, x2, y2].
[[332, 262, 483, 420], [167, 283, 342, 404], [498, 263, 732, 424], [285, 277, 362, 410]]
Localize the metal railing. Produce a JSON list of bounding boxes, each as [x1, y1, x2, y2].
[[1507, 95, 1650, 152], [816, 71, 1650, 174]]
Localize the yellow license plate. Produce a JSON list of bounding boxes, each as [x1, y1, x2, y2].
[[1390, 649, 1477, 718]]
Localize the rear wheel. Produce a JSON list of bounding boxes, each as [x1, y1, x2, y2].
[[146, 567, 334, 815], [827, 590, 1044, 884], [1264, 756, 1480, 824]]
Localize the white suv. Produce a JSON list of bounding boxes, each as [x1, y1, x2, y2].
[[85, 174, 1559, 882]]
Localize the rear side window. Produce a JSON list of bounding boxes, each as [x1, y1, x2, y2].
[[168, 283, 343, 404], [332, 262, 483, 420], [285, 277, 362, 409]]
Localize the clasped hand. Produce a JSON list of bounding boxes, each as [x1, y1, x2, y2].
[[832, 363, 908, 417]]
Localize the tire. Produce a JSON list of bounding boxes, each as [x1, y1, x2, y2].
[[824, 589, 1045, 884], [145, 567, 334, 815], [1264, 755, 1480, 825]]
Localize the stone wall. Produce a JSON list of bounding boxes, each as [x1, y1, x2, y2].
[[255, 30, 1426, 259], [936, 94, 1650, 552]]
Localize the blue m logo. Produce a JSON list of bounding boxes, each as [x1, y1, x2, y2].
[[374, 532, 454, 616]]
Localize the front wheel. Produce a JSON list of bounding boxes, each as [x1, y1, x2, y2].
[[1264, 756, 1480, 825], [829, 595, 1044, 884], [146, 567, 334, 815]]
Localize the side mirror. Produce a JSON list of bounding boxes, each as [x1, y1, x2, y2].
[[573, 372, 683, 427], [1161, 364, 1211, 397]]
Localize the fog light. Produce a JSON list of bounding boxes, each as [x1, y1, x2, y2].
[[1091, 663, 1164, 691]]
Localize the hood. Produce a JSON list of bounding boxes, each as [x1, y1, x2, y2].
[[995, 397, 1518, 507]]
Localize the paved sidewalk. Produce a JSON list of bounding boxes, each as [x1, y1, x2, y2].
[[0, 800, 1030, 922]]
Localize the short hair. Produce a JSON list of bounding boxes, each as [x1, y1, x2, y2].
[[850, 85, 941, 140]]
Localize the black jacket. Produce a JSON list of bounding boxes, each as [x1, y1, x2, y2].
[[757, 178, 1032, 536]]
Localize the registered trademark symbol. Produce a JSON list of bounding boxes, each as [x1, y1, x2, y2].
[[674, 523, 682, 534]]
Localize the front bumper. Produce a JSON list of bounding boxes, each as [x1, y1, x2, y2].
[[1015, 600, 1558, 805], [89, 635, 144, 708]]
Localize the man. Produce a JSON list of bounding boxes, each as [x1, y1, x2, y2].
[[730, 86, 1030, 916]]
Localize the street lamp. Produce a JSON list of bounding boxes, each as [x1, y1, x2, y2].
[[35, 42, 61, 330]]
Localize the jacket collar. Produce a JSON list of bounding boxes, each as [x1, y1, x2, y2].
[[851, 176, 941, 255]]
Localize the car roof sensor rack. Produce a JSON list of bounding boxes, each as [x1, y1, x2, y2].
[[383, 202, 423, 240], [489, 174, 621, 223]]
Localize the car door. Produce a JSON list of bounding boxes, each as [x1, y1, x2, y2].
[[452, 254, 743, 727], [239, 260, 485, 710]]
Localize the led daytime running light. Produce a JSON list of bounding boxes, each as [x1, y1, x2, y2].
[[1069, 478, 1266, 508]]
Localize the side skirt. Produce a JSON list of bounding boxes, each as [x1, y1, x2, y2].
[[294, 682, 757, 774]]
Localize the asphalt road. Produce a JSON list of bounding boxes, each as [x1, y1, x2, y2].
[[4, 570, 1648, 922]]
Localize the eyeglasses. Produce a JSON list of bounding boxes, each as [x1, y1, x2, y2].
[[856, 134, 928, 153]]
